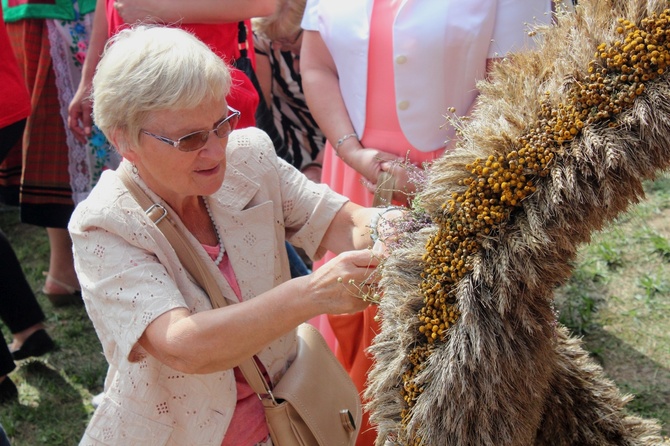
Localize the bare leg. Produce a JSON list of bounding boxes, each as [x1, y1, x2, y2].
[[42, 227, 79, 295], [8, 322, 47, 352]]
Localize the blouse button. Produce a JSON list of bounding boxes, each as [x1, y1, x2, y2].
[[395, 55, 407, 64], [398, 100, 410, 110]]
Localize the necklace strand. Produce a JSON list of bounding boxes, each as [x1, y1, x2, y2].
[[203, 197, 225, 266]]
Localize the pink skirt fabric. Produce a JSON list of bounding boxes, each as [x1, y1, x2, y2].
[[314, 2, 444, 445], [315, 0, 445, 361]]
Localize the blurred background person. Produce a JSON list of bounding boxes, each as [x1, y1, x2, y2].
[[1, 0, 119, 307], [252, 0, 325, 184], [300, 1, 554, 444], [0, 423, 9, 446], [0, 12, 56, 404], [0, 229, 56, 404], [253, 0, 325, 274], [68, 0, 277, 141]]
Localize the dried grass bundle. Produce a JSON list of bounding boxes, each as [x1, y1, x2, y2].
[[367, 1, 670, 444]]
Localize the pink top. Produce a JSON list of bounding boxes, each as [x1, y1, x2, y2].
[[320, 0, 444, 214], [315, 4, 445, 446], [367, 1, 412, 156], [364, 0, 443, 164], [202, 244, 270, 446]]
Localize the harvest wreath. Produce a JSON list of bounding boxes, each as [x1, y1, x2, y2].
[[367, 1, 670, 445]]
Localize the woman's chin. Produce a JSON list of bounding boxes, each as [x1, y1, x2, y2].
[[195, 164, 225, 192]]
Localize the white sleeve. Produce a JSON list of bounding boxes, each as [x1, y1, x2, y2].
[[301, 0, 321, 30], [489, 0, 553, 57]]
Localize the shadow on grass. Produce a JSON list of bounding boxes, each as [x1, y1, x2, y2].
[[1, 361, 92, 446], [581, 325, 670, 437]]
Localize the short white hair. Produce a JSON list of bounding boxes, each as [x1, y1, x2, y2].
[[92, 25, 232, 149]]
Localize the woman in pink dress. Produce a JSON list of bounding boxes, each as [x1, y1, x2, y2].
[[301, 1, 553, 444]]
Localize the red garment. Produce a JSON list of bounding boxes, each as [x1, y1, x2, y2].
[[2, 18, 76, 225], [327, 308, 379, 446], [0, 14, 31, 128], [105, 3, 258, 128]]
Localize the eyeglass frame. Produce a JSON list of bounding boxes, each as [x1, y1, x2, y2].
[[141, 106, 241, 152]]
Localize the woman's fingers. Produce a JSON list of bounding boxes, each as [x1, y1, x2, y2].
[[333, 249, 381, 307]]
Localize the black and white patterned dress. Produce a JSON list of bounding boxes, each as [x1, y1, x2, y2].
[[253, 33, 325, 170]]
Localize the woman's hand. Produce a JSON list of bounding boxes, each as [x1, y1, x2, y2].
[[345, 146, 398, 184], [379, 161, 416, 206], [68, 82, 94, 144], [300, 163, 322, 183], [68, 0, 107, 144], [346, 147, 414, 206], [307, 249, 380, 314]]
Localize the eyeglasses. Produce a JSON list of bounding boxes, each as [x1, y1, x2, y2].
[[141, 106, 241, 152]]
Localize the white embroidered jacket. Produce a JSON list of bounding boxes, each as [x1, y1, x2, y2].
[[70, 128, 347, 445]]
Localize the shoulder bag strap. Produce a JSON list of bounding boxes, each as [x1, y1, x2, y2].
[[237, 21, 248, 59], [118, 168, 274, 397]]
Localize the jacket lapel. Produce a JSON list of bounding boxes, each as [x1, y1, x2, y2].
[[212, 162, 276, 303]]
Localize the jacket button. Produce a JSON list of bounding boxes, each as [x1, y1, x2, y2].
[[398, 100, 410, 110], [395, 55, 407, 64]]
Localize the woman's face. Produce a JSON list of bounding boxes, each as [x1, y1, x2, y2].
[[124, 97, 231, 209]]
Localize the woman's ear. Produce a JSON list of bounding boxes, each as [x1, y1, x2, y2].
[[111, 128, 138, 162]]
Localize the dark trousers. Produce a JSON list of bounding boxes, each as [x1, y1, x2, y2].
[[0, 119, 25, 164], [0, 424, 10, 446], [0, 230, 46, 376], [0, 119, 46, 376]]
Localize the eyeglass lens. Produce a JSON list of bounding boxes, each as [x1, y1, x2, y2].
[[178, 110, 240, 152]]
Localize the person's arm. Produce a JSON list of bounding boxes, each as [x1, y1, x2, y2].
[[300, 30, 359, 166], [301, 30, 407, 201], [138, 248, 375, 374], [113, 0, 276, 24], [137, 198, 405, 375], [68, 0, 109, 143], [318, 201, 405, 252], [253, 45, 273, 107]]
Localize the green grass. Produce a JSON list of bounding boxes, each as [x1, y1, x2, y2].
[[1, 174, 669, 444], [0, 207, 106, 446], [554, 174, 670, 437]]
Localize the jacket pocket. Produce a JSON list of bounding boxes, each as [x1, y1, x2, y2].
[[80, 396, 173, 445]]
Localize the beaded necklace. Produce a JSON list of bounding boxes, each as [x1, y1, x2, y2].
[[203, 197, 225, 266]]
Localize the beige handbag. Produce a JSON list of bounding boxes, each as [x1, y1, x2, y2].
[[120, 169, 362, 446], [249, 324, 361, 446]]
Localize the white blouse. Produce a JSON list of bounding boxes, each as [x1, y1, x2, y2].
[[302, 0, 553, 151]]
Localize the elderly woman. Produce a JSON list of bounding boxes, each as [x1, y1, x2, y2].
[[69, 26, 397, 445]]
